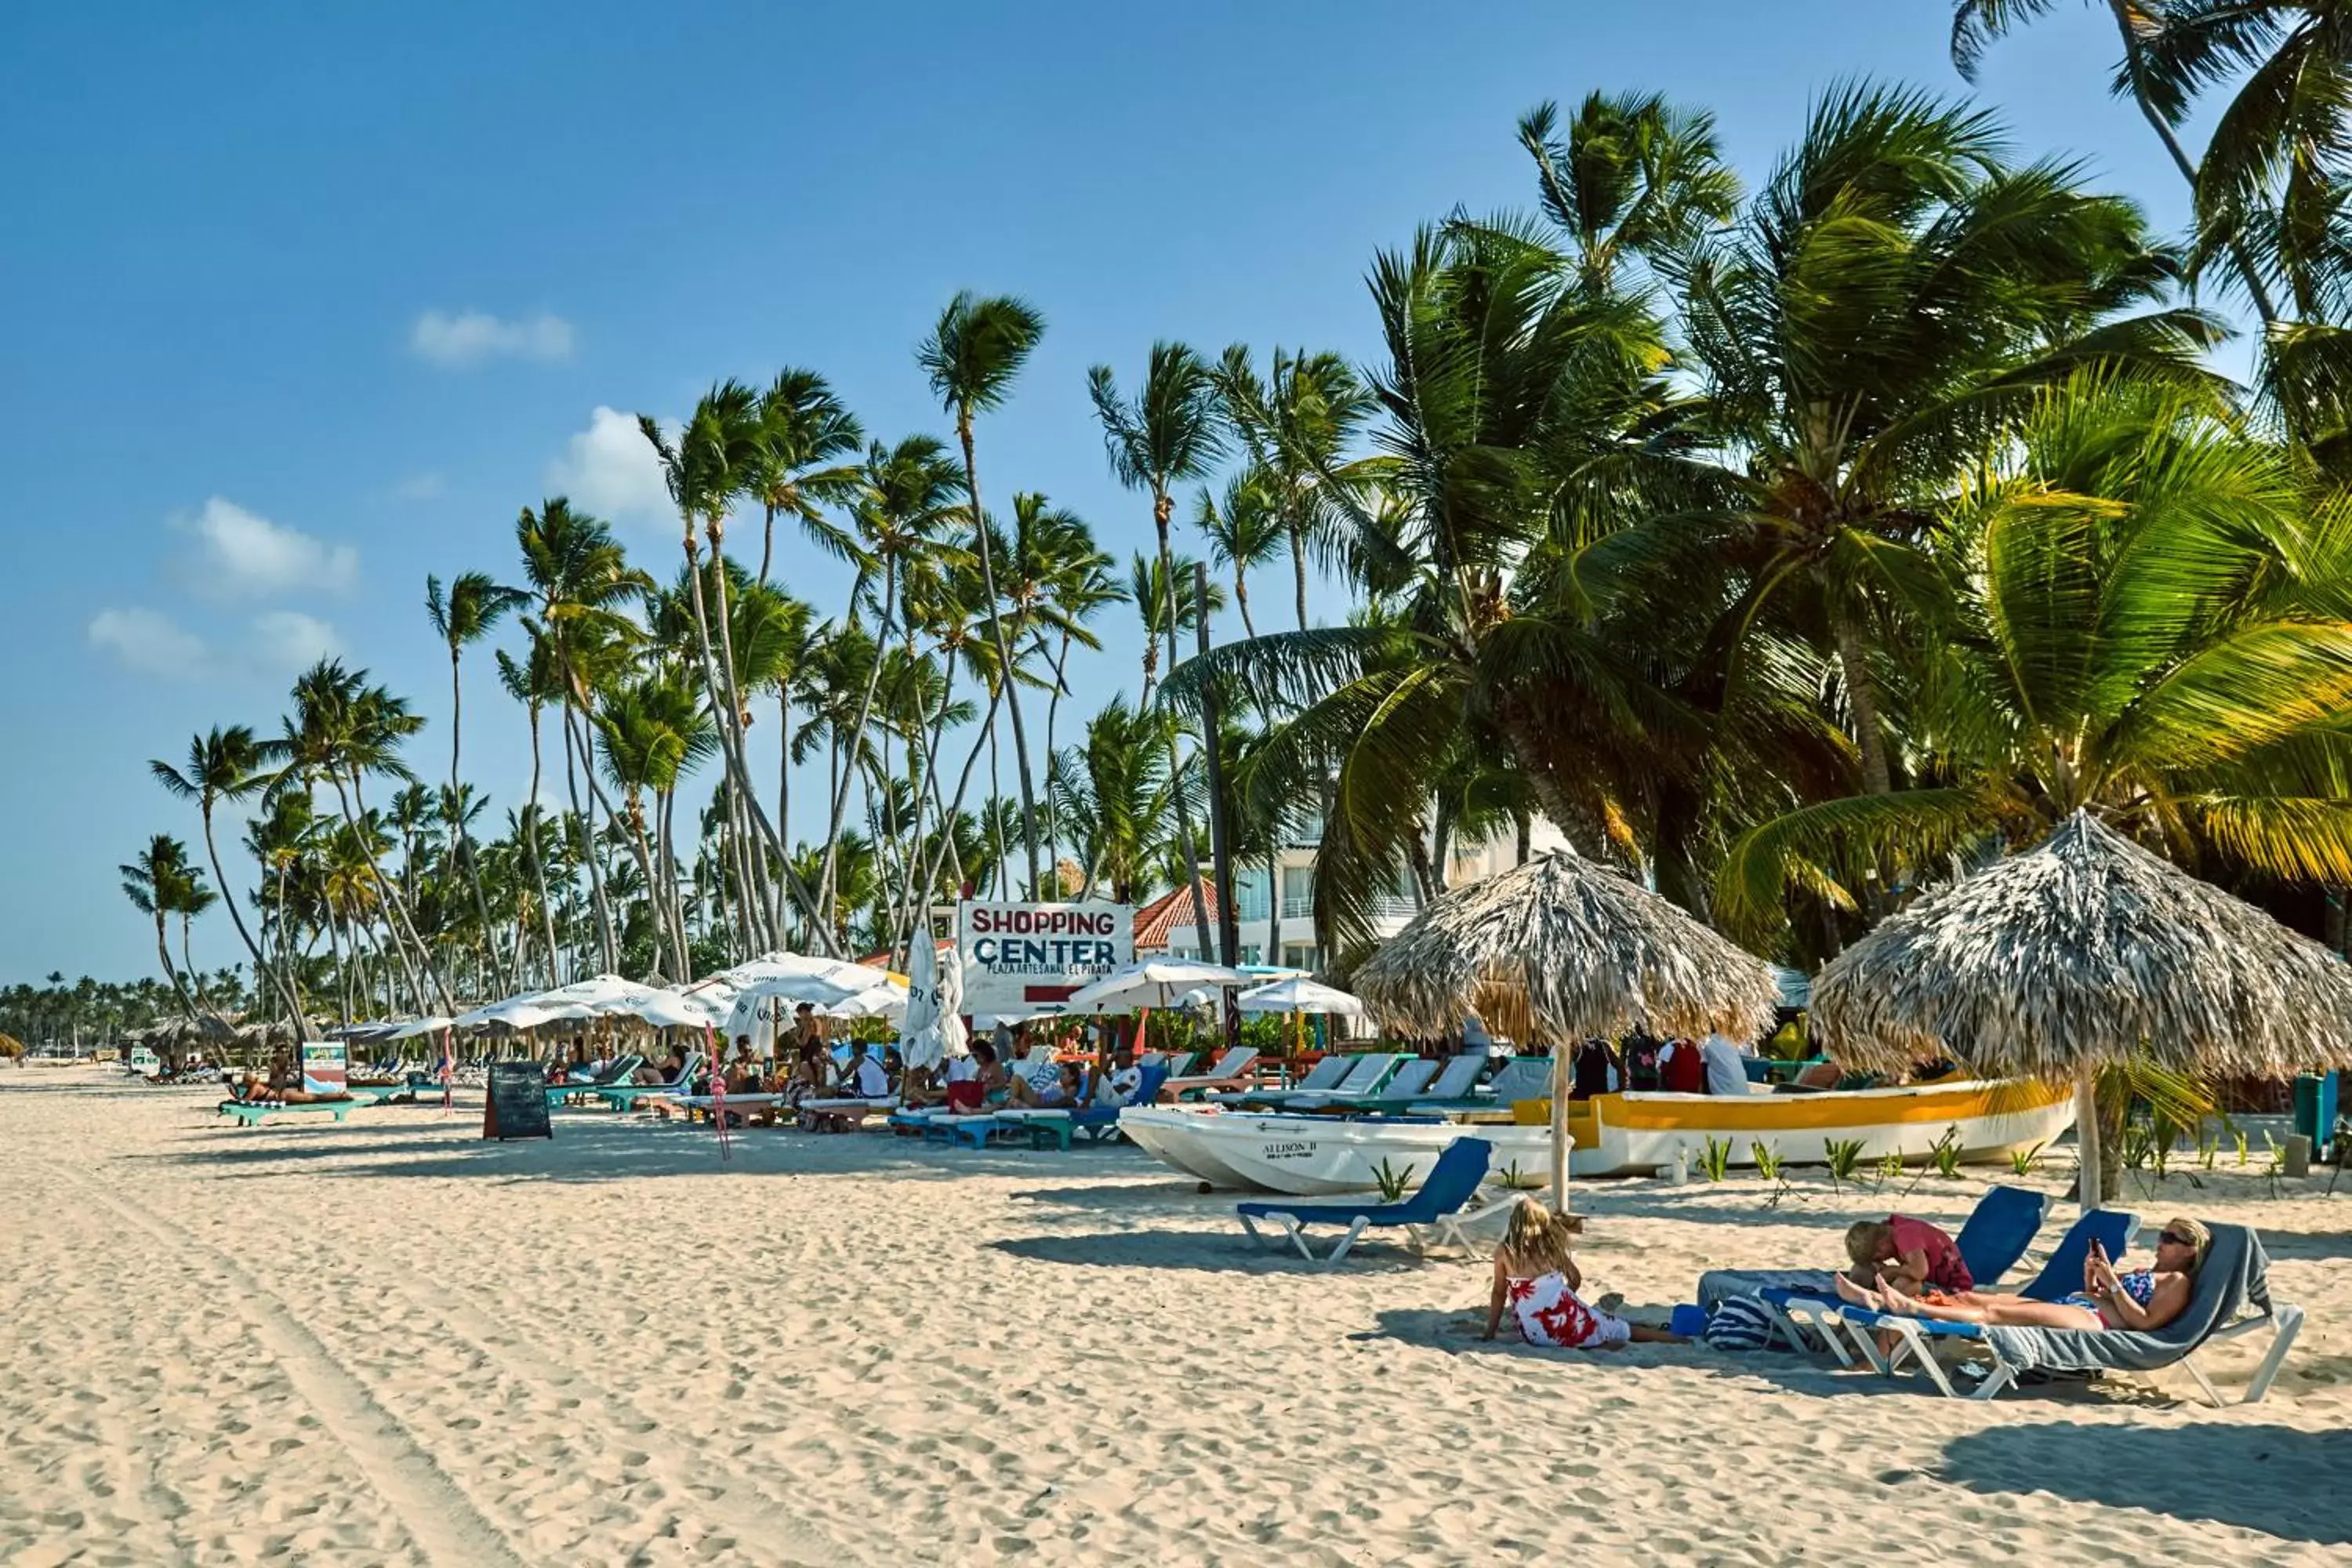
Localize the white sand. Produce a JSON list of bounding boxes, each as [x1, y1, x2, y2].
[[2, 1065, 2347, 1565]]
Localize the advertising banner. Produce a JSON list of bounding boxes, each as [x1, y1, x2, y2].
[[299, 1040, 348, 1095], [956, 900, 1133, 1021]]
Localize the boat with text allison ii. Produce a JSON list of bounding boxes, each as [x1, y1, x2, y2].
[[1118, 1076, 2076, 1195]]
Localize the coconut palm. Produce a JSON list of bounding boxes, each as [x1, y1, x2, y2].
[[426, 569, 526, 989], [121, 834, 207, 1022], [747, 367, 866, 582], [1047, 698, 1181, 904], [920, 291, 1049, 895], [1127, 550, 1226, 689], [1193, 470, 1284, 637], [1214, 347, 1381, 631], [1515, 90, 1741, 292], [1718, 372, 2352, 931], [151, 726, 302, 1025]]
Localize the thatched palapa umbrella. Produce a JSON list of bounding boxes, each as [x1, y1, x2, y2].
[[1353, 851, 1781, 1200], [1812, 811, 2352, 1209]]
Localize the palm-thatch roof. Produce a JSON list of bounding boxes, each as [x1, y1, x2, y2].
[[1813, 810, 2352, 1080], [1352, 851, 1782, 1046], [0, 1030, 24, 1058]]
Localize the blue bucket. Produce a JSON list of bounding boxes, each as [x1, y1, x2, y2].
[[1669, 1304, 1708, 1338]]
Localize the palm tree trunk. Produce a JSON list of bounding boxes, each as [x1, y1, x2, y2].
[[1265, 844, 1282, 971], [1044, 629, 1073, 886], [1291, 524, 1310, 631], [1235, 568, 1256, 638], [561, 700, 618, 973], [1155, 489, 1216, 960], [524, 702, 561, 987], [199, 801, 303, 1027], [339, 771, 453, 1015], [955, 413, 1041, 895], [2104, 1, 2281, 326], [153, 910, 198, 1022], [449, 650, 506, 993], [1831, 608, 1893, 798]]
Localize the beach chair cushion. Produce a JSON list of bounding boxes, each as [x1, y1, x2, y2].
[[1980, 1222, 2278, 1377]]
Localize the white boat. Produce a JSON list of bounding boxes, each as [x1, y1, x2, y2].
[[1119, 1077, 2076, 1195]]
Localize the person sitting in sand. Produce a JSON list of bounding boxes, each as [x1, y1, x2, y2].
[[1836, 1218, 2210, 1333], [1004, 1061, 1083, 1109], [1481, 1200, 1686, 1349], [1845, 1215, 1973, 1296]]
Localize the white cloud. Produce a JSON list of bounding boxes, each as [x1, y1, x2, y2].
[[249, 610, 342, 671], [410, 308, 575, 368], [172, 496, 358, 602], [546, 405, 673, 523], [389, 470, 446, 502], [88, 608, 212, 677]]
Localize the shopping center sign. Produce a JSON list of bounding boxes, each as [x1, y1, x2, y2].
[[956, 900, 1134, 1018]]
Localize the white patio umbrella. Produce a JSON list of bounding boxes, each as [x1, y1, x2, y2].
[[622, 989, 716, 1030], [387, 1014, 455, 1040], [1236, 978, 1365, 1016], [1065, 958, 1256, 1013]]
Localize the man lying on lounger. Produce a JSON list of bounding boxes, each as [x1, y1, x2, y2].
[[230, 1050, 353, 1105], [1836, 1217, 2209, 1333]]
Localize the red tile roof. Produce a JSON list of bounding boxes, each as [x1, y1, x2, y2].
[[1133, 878, 1218, 952]]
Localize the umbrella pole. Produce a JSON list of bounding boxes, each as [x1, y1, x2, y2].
[[1551, 1047, 1571, 1213], [2074, 1068, 2102, 1211]]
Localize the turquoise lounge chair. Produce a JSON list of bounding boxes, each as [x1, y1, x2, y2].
[[1205, 1052, 1352, 1106], [218, 1098, 358, 1127], [592, 1052, 704, 1112], [1236, 1137, 1494, 1264], [1236, 1053, 1410, 1111], [1306, 1053, 1486, 1116]]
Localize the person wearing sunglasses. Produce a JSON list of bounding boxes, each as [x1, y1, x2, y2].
[[1836, 1218, 2209, 1333]]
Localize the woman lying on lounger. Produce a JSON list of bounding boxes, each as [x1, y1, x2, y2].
[[232, 1051, 350, 1105], [1003, 1061, 1083, 1109], [1835, 1218, 2209, 1332], [1482, 1201, 1686, 1350]]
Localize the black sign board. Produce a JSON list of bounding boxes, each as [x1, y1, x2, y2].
[[483, 1061, 553, 1141]]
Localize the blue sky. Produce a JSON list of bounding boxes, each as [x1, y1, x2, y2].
[[0, 1, 2223, 982]]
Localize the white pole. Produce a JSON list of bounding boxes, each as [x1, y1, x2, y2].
[[1551, 1044, 1572, 1212], [2074, 1068, 2103, 1211]]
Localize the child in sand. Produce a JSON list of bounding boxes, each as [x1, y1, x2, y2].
[[1480, 1200, 1687, 1350]]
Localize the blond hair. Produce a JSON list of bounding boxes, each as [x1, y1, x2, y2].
[[1498, 1199, 1583, 1276], [1845, 1220, 1895, 1272]]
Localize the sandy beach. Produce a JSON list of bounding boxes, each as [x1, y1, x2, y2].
[[2, 1066, 2347, 1566]]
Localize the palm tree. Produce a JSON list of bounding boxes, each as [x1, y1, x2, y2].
[[1047, 698, 1180, 904], [151, 727, 302, 1024], [1628, 82, 2220, 800], [1127, 551, 1226, 689], [1215, 347, 1380, 631], [1515, 91, 1740, 293], [495, 641, 565, 985], [121, 834, 206, 1022], [426, 569, 526, 990], [1193, 470, 1284, 637], [1719, 372, 2352, 927], [920, 291, 1049, 895], [748, 368, 866, 582]]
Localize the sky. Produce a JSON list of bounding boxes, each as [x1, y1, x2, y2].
[[0, 1, 2230, 982]]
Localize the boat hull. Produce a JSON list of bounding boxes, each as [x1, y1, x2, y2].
[[1119, 1079, 2075, 1195]]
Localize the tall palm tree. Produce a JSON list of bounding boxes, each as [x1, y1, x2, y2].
[[1047, 698, 1180, 904], [1193, 470, 1283, 637], [1515, 90, 1740, 293], [1127, 550, 1226, 688], [1625, 82, 2220, 800], [426, 569, 526, 990], [1215, 347, 1379, 631], [151, 727, 302, 1024], [495, 641, 565, 985], [920, 291, 1049, 895], [121, 833, 206, 1022], [748, 368, 866, 582], [1719, 372, 2352, 927]]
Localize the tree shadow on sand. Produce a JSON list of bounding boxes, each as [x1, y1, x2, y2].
[[1936, 1422, 2352, 1544], [989, 1229, 1434, 1275]]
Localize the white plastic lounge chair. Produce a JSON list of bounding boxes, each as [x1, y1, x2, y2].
[[1160, 1047, 1260, 1100]]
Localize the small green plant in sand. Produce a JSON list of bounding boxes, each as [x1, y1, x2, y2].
[[1823, 1138, 1864, 1189], [2235, 1130, 2251, 1167], [2008, 1142, 2045, 1178], [1697, 1136, 1733, 1181], [1490, 1160, 1547, 1192], [1929, 1126, 1964, 1178], [1372, 1158, 1417, 1203], [2122, 1119, 2154, 1174], [2198, 1125, 2220, 1171], [1751, 1141, 1784, 1181], [1874, 1152, 1907, 1187]]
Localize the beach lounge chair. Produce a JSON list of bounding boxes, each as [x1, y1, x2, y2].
[[217, 1097, 358, 1127], [1448, 1056, 1555, 1123], [1232, 1053, 1410, 1111], [1753, 1185, 2053, 1362], [1840, 1221, 2300, 1403], [1291, 1056, 1438, 1109], [1824, 1207, 2139, 1387], [1153, 1051, 1197, 1079], [1204, 1052, 1352, 1105], [1305, 1052, 1487, 1116], [797, 1093, 899, 1131], [993, 1065, 1171, 1150], [1160, 1047, 1260, 1100], [546, 1054, 644, 1108], [593, 1052, 704, 1112], [1235, 1136, 1494, 1265]]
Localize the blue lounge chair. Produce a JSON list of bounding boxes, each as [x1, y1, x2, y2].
[[1235, 1137, 1494, 1264], [1827, 1207, 2139, 1388], [591, 1052, 704, 1112], [1759, 1185, 2052, 1361], [546, 1054, 643, 1108], [998, 1064, 1171, 1150]]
